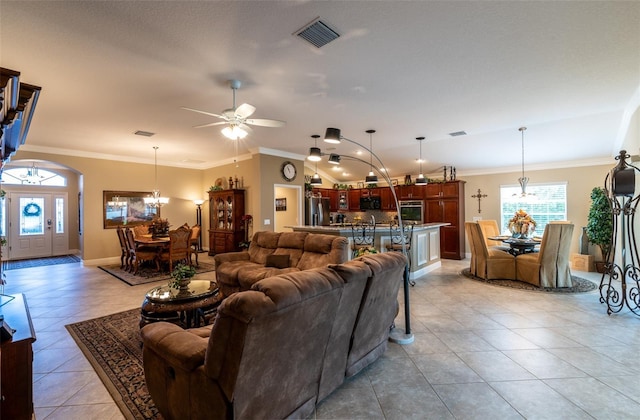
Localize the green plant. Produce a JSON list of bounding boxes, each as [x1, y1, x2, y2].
[[586, 186, 613, 260], [169, 263, 196, 288]]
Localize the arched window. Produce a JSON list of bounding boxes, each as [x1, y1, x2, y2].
[[1, 165, 67, 186]]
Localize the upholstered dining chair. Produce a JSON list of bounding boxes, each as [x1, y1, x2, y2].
[[516, 223, 574, 288], [158, 226, 192, 272], [189, 224, 201, 266], [351, 222, 376, 258], [125, 228, 159, 274], [477, 219, 510, 252], [466, 222, 516, 280]]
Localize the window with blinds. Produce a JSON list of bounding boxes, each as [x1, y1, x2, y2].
[[499, 182, 568, 235]]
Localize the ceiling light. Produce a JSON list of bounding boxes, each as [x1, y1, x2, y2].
[[328, 153, 341, 164], [364, 129, 378, 183], [307, 134, 322, 161], [513, 126, 536, 200], [415, 137, 427, 185], [143, 146, 169, 208], [222, 125, 248, 140], [324, 127, 341, 144]]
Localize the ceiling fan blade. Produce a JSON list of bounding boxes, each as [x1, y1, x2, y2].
[[245, 118, 286, 128], [193, 121, 227, 129], [239, 123, 253, 133], [181, 106, 226, 119], [235, 103, 256, 119]]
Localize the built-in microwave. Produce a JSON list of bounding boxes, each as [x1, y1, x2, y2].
[[399, 200, 424, 224], [360, 196, 381, 210]]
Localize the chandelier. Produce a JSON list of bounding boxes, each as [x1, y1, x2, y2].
[[143, 146, 169, 208], [513, 126, 535, 200]]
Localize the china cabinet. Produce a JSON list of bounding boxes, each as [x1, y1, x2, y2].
[[208, 189, 245, 255]]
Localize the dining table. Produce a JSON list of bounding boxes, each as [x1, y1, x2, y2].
[[488, 235, 541, 256]]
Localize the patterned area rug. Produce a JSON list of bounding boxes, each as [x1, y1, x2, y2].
[[66, 308, 160, 420], [5, 254, 81, 270], [99, 262, 215, 286], [461, 268, 597, 293]]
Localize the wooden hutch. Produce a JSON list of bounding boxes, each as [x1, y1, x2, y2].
[[208, 189, 245, 255]]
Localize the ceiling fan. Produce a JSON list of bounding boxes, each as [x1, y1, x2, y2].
[[182, 79, 285, 140]]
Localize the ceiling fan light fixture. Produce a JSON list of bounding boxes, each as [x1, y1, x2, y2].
[[324, 127, 341, 144], [222, 125, 248, 140]]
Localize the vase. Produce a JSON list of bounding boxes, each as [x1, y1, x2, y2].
[[178, 278, 192, 291]]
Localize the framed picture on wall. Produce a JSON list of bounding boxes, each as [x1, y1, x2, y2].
[[103, 190, 159, 228], [275, 197, 287, 211]]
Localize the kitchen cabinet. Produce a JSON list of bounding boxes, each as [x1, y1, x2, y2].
[[398, 185, 425, 199], [424, 181, 465, 260], [348, 189, 361, 211], [379, 187, 397, 210], [337, 190, 349, 211], [208, 189, 245, 255]]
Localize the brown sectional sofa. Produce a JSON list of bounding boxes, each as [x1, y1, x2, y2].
[[141, 252, 407, 420], [214, 231, 350, 297]]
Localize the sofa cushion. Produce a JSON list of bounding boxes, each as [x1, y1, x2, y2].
[[265, 254, 290, 268], [247, 231, 281, 264], [237, 265, 299, 290], [297, 235, 349, 271]]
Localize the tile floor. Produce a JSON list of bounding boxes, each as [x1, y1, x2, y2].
[[4, 255, 640, 419]]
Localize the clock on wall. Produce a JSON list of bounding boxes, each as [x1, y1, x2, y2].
[[281, 161, 297, 182]]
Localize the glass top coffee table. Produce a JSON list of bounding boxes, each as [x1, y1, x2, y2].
[[140, 280, 221, 328]]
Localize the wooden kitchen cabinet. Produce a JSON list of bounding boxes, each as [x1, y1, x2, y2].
[[424, 181, 465, 260], [208, 189, 245, 255], [348, 189, 361, 211], [398, 184, 425, 199]]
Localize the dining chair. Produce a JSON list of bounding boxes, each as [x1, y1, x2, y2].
[[466, 222, 516, 280], [189, 224, 201, 266], [386, 222, 413, 267], [516, 223, 574, 288], [116, 226, 128, 269], [125, 228, 159, 274], [351, 222, 376, 258], [158, 226, 192, 272], [476, 219, 510, 252]]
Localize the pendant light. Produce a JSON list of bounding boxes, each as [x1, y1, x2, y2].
[[513, 126, 535, 200], [143, 146, 169, 207], [365, 129, 378, 183], [415, 136, 427, 185], [309, 134, 323, 185]]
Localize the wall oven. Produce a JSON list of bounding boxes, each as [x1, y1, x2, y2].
[[398, 200, 424, 224]]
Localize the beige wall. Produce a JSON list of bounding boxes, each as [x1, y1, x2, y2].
[[462, 164, 613, 255], [274, 186, 301, 232]]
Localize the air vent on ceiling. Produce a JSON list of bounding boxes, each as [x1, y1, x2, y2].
[[294, 18, 340, 48], [134, 130, 155, 137], [449, 131, 467, 137]]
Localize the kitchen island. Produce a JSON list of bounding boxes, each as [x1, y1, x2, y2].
[[288, 223, 448, 280]]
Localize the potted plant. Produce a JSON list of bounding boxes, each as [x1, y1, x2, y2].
[[169, 263, 197, 290], [586, 186, 613, 272]]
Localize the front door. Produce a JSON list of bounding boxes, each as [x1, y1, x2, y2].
[[8, 192, 68, 260]]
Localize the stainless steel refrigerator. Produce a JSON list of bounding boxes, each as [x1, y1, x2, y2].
[[305, 196, 330, 226]]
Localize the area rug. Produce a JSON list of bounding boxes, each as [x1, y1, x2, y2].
[[4, 254, 81, 270], [66, 308, 160, 420], [461, 268, 597, 293], [99, 262, 215, 286]]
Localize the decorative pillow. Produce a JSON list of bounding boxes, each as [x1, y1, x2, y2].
[[265, 254, 290, 269]]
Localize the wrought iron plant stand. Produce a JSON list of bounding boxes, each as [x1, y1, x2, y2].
[[599, 150, 640, 315]]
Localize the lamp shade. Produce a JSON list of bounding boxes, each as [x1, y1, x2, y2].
[[307, 147, 322, 161], [415, 174, 427, 185], [222, 125, 248, 140], [310, 173, 322, 185], [324, 127, 341, 144], [365, 172, 378, 183], [328, 153, 341, 164]]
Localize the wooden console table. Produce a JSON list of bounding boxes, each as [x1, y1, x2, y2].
[[0, 293, 36, 420]]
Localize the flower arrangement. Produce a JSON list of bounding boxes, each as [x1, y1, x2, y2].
[[169, 263, 197, 289], [508, 209, 537, 238], [354, 246, 378, 257]]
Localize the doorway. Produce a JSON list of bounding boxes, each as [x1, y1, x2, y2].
[[6, 192, 69, 260], [274, 185, 302, 232]]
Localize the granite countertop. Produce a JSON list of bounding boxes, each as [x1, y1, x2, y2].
[[287, 222, 448, 232]]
